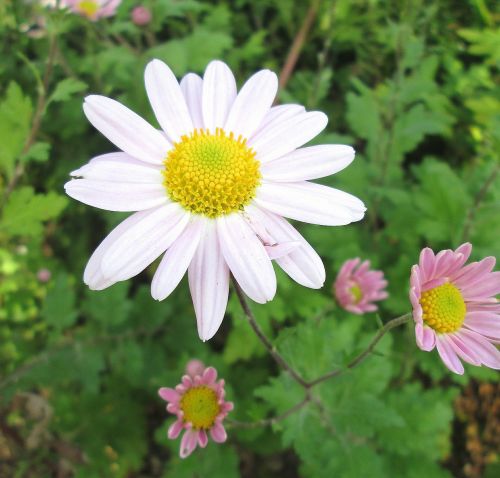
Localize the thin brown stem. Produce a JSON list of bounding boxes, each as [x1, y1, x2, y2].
[[278, 0, 319, 91], [461, 163, 499, 243], [1, 34, 58, 210], [305, 313, 411, 388], [227, 394, 311, 429], [232, 279, 309, 388]]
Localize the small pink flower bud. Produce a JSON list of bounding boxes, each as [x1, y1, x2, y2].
[[131, 5, 152, 26]]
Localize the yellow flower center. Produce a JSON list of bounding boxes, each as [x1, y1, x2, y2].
[[420, 282, 466, 333], [163, 128, 261, 218], [350, 284, 363, 303], [78, 0, 99, 17], [180, 386, 220, 430]]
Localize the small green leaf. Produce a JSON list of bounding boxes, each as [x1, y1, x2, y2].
[[49, 78, 87, 104]]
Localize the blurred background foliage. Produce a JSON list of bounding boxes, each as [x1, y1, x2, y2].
[[0, 0, 499, 477]]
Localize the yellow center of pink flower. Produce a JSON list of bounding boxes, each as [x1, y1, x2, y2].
[[163, 128, 260, 218], [350, 284, 363, 303], [180, 386, 220, 430], [420, 282, 466, 333], [78, 0, 99, 17]]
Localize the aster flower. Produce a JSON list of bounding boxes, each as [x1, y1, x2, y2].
[[65, 59, 366, 340], [159, 366, 233, 458], [333, 258, 388, 314], [63, 0, 121, 20], [410, 243, 500, 374]]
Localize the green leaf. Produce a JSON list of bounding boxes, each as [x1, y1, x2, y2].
[[41, 273, 77, 329], [0, 186, 67, 237], [0, 82, 32, 177], [49, 78, 87, 104], [20, 141, 51, 163], [82, 282, 131, 328]]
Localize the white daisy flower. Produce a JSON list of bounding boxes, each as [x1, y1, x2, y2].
[[65, 59, 366, 341]]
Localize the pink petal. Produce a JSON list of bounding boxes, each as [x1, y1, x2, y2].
[[435, 335, 464, 375], [168, 420, 184, 439], [415, 323, 436, 351], [419, 247, 436, 282], [198, 430, 208, 448], [158, 387, 180, 403], [456, 329, 500, 369], [464, 312, 500, 340], [210, 422, 227, 443], [202, 367, 217, 384], [462, 271, 500, 300], [447, 334, 481, 366], [180, 429, 199, 459]]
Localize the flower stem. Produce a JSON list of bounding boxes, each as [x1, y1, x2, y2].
[[232, 278, 309, 388], [305, 313, 412, 388]]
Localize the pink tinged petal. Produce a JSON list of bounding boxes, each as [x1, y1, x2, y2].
[[100, 203, 190, 282], [84, 210, 161, 291], [435, 335, 465, 375], [210, 422, 227, 443], [180, 429, 198, 458], [249, 111, 328, 164], [83, 95, 170, 164], [255, 181, 366, 226], [64, 179, 167, 212], [261, 145, 355, 182], [419, 247, 436, 283], [251, 105, 305, 139], [202, 61, 237, 132], [188, 222, 230, 341], [451, 256, 496, 288], [410, 265, 422, 295], [158, 387, 180, 403], [246, 205, 325, 288], [202, 367, 217, 384], [70, 153, 163, 183], [180, 73, 204, 129], [224, 69, 278, 139], [198, 430, 208, 448], [217, 213, 276, 304], [461, 271, 500, 300], [456, 329, 500, 369], [151, 219, 205, 301], [464, 312, 500, 340], [265, 241, 302, 259], [144, 59, 193, 143], [447, 334, 481, 366], [168, 420, 184, 439], [415, 323, 436, 352]]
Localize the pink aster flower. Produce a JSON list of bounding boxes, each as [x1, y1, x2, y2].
[[333, 258, 388, 314], [64, 59, 365, 341], [158, 366, 234, 458], [63, 0, 121, 20], [410, 243, 500, 375]]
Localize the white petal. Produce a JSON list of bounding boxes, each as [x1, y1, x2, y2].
[[83, 95, 170, 164], [84, 211, 158, 290], [70, 153, 163, 184], [202, 61, 237, 132], [144, 59, 194, 142], [217, 213, 276, 304], [253, 104, 305, 136], [261, 145, 355, 181], [224, 69, 278, 139], [151, 219, 205, 301], [180, 73, 204, 129], [100, 203, 189, 281], [246, 205, 325, 288], [188, 221, 229, 341], [64, 179, 168, 211], [265, 241, 302, 260], [249, 111, 327, 163], [255, 181, 366, 226]]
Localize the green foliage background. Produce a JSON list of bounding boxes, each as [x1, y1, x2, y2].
[[0, 0, 499, 477]]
